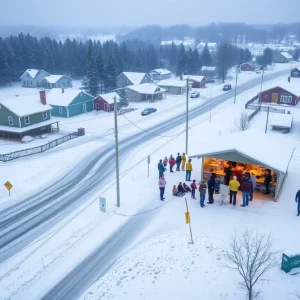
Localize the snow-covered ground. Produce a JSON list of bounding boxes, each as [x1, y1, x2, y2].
[[0, 63, 299, 300]]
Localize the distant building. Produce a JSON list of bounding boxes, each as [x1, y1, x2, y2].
[[0, 90, 58, 139], [291, 67, 300, 78], [46, 89, 95, 118], [149, 69, 172, 81], [197, 43, 217, 52], [40, 75, 72, 89], [126, 83, 166, 102], [199, 66, 218, 78], [157, 79, 187, 95], [272, 51, 293, 63], [94, 92, 119, 112], [259, 81, 300, 106], [116, 72, 151, 88], [20, 69, 50, 88], [182, 75, 206, 88]]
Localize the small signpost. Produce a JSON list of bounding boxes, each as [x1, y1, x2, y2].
[[99, 197, 106, 213], [4, 181, 13, 196], [184, 197, 194, 244], [147, 155, 150, 177]]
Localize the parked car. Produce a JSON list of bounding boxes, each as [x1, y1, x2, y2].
[[206, 78, 215, 83], [223, 84, 232, 91], [190, 91, 200, 98], [141, 107, 157, 116], [256, 69, 262, 74]]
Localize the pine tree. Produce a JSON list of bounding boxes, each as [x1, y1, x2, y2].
[[176, 44, 187, 76], [84, 41, 99, 96], [217, 42, 237, 82], [244, 48, 252, 62], [192, 49, 202, 74], [132, 52, 143, 72], [201, 43, 212, 66], [294, 49, 299, 62], [96, 50, 106, 93], [263, 48, 273, 65], [104, 55, 117, 92], [0, 39, 10, 85], [146, 44, 158, 71], [118, 88, 129, 110]]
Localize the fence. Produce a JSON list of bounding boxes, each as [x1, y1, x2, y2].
[[281, 253, 300, 273], [245, 95, 259, 107], [248, 106, 260, 121], [0, 132, 79, 162]]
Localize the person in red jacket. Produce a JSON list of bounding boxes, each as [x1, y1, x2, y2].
[[191, 180, 197, 199], [240, 175, 253, 207], [169, 155, 176, 172]]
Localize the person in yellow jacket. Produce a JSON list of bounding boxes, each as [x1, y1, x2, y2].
[[229, 176, 240, 206], [185, 159, 192, 181], [181, 153, 186, 171]]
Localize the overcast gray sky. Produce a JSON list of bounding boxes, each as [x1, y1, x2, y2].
[[1, 0, 299, 28]]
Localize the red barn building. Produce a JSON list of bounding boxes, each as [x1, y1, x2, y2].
[[182, 75, 206, 88], [240, 62, 255, 72], [94, 92, 118, 112], [259, 82, 300, 106]]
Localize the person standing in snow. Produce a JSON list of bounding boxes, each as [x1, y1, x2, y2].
[[264, 169, 272, 195], [181, 153, 187, 171], [169, 155, 176, 172], [185, 159, 192, 181], [229, 176, 240, 206], [199, 180, 207, 207], [240, 175, 253, 207], [207, 173, 216, 204], [176, 153, 182, 171], [214, 176, 221, 194], [295, 190, 300, 216], [191, 180, 197, 199], [163, 157, 168, 169], [250, 173, 256, 201], [158, 174, 167, 201], [158, 159, 165, 179]]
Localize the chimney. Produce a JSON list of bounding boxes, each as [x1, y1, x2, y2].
[[39, 90, 46, 105], [62, 88, 64, 93]]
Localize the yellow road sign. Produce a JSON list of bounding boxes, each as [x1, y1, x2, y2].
[[185, 212, 190, 224], [4, 181, 13, 191]]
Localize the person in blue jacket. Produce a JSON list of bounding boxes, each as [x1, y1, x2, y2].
[[158, 159, 165, 179], [296, 190, 300, 216]]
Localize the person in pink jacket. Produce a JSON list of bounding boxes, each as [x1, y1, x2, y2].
[[158, 174, 167, 201]]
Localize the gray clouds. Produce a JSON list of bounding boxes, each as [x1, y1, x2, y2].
[[0, 0, 299, 27]]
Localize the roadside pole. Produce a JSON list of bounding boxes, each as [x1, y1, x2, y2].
[[209, 83, 212, 123], [147, 155, 150, 177], [233, 65, 239, 104], [185, 78, 189, 155], [259, 68, 265, 105], [184, 197, 194, 244], [114, 96, 121, 207], [265, 106, 270, 134]]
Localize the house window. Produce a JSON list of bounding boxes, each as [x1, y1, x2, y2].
[[8, 116, 13, 126], [59, 107, 63, 114], [43, 111, 48, 120], [24, 115, 30, 125], [26, 80, 29, 85], [280, 94, 293, 104]]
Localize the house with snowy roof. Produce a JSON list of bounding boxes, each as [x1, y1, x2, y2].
[[272, 51, 293, 63], [149, 69, 172, 81], [39, 75, 72, 89], [116, 72, 151, 88], [181, 75, 206, 88], [157, 79, 187, 95], [94, 92, 119, 112], [46, 88, 95, 118], [20, 69, 50, 88], [126, 83, 166, 102], [0, 90, 59, 139]]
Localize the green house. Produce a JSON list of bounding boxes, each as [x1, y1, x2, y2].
[[0, 91, 59, 139], [46, 89, 95, 118]]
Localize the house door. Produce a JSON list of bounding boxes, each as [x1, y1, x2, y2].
[[83, 103, 87, 113], [104, 103, 107, 111], [272, 93, 278, 103], [95, 103, 100, 111]]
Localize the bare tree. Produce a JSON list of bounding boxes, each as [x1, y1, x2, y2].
[[294, 291, 300, 299], [225, 228, 278, 300], [236, 112, 251, 131]]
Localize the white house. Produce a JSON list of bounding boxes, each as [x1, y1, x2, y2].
[[39, 75, 73, 89], [149, 69, 172, 81], [157, 79, 187, 95], [20, 69, 50, 88]]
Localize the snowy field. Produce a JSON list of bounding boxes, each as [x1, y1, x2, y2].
[[0, 63, 299, 300]]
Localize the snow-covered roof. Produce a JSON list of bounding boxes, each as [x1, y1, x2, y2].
[[149, 69, 172, 75], [122, 72, 149, 85], [262, 81, 300, 97], [281, 52, 293, 59], [0, 119, 58, 133], [0, 94, 52, 117], [182, 75, 206, 82], [20, 69, 40, 79], [201, 66, 217, 71], [160, 40, 183, 46], [157, 79, 186, 88], [46, 89, 94, 106], [42, 75, 71, 84], [99, 92, 119, 104], [270, 114, 293, 128], [127, 83, 166, 94], [189, 131, 295, 173]]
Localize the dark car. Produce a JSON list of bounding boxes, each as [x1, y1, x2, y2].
[[141, 107, 157, 116], [206, 78, 215, 83], [223, 84, 232, 91]]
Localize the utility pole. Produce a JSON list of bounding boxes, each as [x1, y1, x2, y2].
[[265, 106, 270, 134], [209, 83, 212, 123], [259, 67, 265, 105], [113, 96, 120, 207], [185, 78, 189, 155], [233, 65, 239, 104]]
